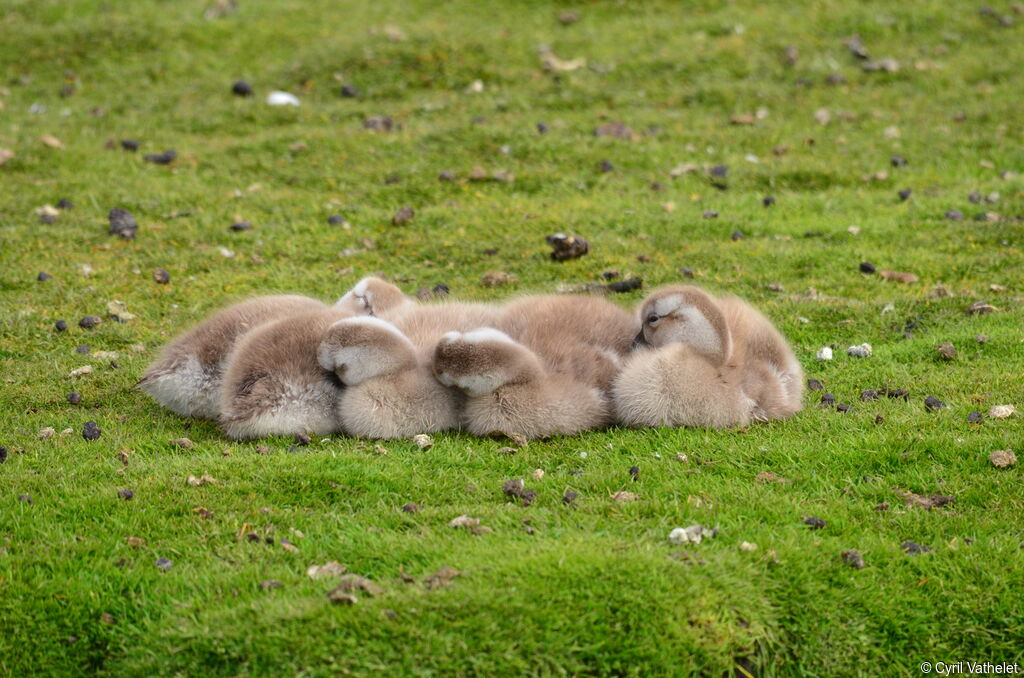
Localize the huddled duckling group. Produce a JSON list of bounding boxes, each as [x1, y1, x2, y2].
[[138, 277, 803, 441]]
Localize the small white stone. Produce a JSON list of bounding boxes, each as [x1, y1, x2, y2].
[[69, 365, 93, 377], [675, 453, 688, 463], [266, 91, 300, 106], [847, 343, 873, 358], [92, 351, 119, 360], [739, 541, 758, 552], [449, 515, 479, 529], [465, 79, 484, 93], [669, 524, 716, 545], [847, 225, 861, 235], [217, 247, 234, 258], [579, 451, 588, 458], [37, 427, 56, 440], [79, 264, 94, 276], [412, 434, 434, 450], [816, 347, 833, 361], [531, 469, 545, 480], [881, 303, 895, 314], [989, 405, 1016, 419], [60, 428, 73, 436]]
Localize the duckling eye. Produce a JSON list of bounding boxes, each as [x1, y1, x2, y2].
[[646, 314, 659, 325]]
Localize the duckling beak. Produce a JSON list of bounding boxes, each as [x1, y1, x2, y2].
[[631, 330, 649, 349]]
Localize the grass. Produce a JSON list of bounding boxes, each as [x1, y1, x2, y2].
[[1, 0, 1023, 675]]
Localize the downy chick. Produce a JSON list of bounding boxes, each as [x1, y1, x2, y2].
[[613, 285, 803, 429], [138, 295, 326, 419], [216, 277, 410, 439], [320, 300, 500, 439], [432, 294, 638, 440]]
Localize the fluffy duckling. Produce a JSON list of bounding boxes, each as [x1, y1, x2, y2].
[[612, 285, 803, 429], [138, 295, 326, 419], [432, 295, 638, 440], [217, 277, 413, 440], [321, 301, 500, 439]]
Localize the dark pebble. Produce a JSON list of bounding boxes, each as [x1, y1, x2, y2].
[[520, 489, 537, 507], [153, 268, 170, 284], [230, 221, 253, 231], [836, 403, 853, 414], [841, 550, 865, 569], [546, 233, 589, 261], [18, 494, 32, 503], [710, 164, 728, 178], [438, 170, 456, 182], [945, 210, 964, 221], [120, 139, 140, 152], [599, 160, 614, 172], [56, 198, 74, 210], [898, 189, 912, 201], [231, 80, 254, 97], [327, 214, 347, 225], [601, 270, 620, 281], [259, 580, 282, 590], [703, 210, 718, 219], [82, 421, 101, 440], [605, 278, 642, 293], [39, 213, 57, 224], [924, 395, 946, 411], [874, 414, 884, 425], [901, 541, 931, 555], [0, 446, 7, 464], [432, 283, 450, 297], [37, 271, 52, 282], [401, 502, 420, 513], [763, 196, 775, 207], [294, 433, 311, 447], [803, 516, 826, 530], [55, 320, 68, 332], [502, 478, 525, 498], [246, 531, 260, 542], [629, 465, 640, 482], [890, 155, 907, 167], [562, 490, 579, 505], [967, 410, 982, 423], [567, 470, 583, 477], [78, 316, 101, 329], [339, 84, 358, 98], [820, 393, 835, 407], [536, 122, 549, 134], [76, 344, 89, 354], [885, 388, 910, 400], [108, 208, 138, 239], [155, 557, 173, 571], [807, 378, 824, 391], [679, 267, 694, 278], [826, 72, 847, 85], [392, 206, 415, 226], [483, 248, 498, 256], [860, 389, 879, 401], [264, 536, 274, 545], [968, 190, 982, 204], [109, 361, 118, 369], [859, 261, 876, 274], [67, 392, 82, 404], [650, 181, 665, 191], [364, 116, 395, 131], [144, 150, 177, 165], [730, 230, 744, 241], [118, 488, 134, 501]]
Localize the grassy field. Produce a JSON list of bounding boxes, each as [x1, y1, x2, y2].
[[1, 0, 1023, 675]]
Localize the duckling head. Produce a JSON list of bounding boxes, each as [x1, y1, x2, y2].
[[635, 286, 732, 365]]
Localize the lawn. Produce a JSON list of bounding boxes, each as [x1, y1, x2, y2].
[[1, 0, 1022, 675]]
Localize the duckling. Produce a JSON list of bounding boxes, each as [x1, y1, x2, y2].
[[432, 295, 638, 440], [217, 277, 415, 440], [138, 295, 326, 419], [322, 301, 501, 439], [612, 285, 803, 429]]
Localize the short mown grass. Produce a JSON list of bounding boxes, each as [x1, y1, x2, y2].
[[1, 1, 1022, 675]]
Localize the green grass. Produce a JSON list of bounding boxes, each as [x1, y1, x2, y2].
[[1, 0, 1023, 675]]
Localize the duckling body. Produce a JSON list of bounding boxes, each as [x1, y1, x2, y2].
[[138, 295, 326, 419], [433, 295, 637, 440], [613, 285, 802, 428]]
